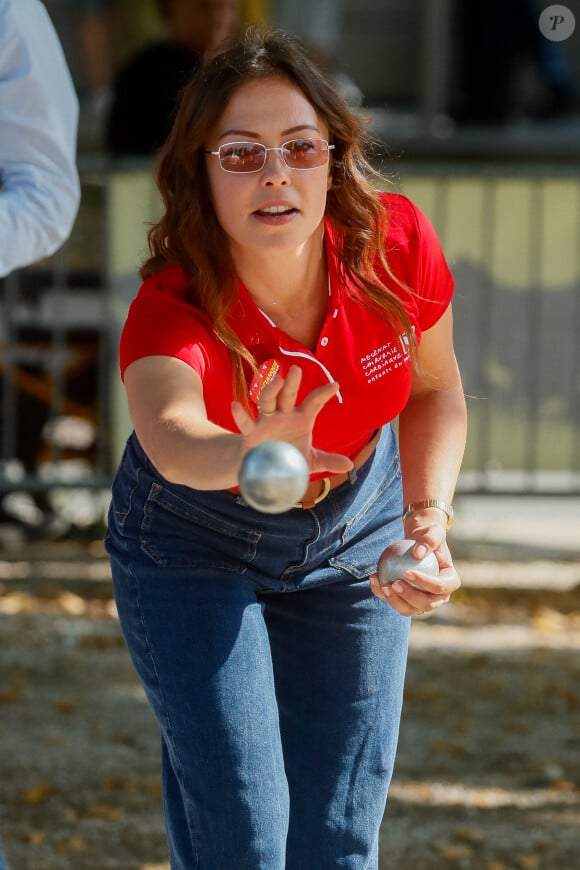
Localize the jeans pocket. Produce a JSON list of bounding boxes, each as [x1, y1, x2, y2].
[[141, 482, 261, 570], [104, 452, 142, 558], [329, 453, 402, 580]]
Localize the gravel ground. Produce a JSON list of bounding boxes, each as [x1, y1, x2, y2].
[[0, 538, 579, 870]]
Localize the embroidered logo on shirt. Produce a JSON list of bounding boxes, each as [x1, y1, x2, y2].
[[359, 334, 411, 383]]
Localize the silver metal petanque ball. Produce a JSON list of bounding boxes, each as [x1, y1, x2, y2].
[[238, 440, 310, 514], [377, 539, 439, 587]]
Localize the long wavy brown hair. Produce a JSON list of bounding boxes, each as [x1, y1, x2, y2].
[[142, 26, 415, 402]]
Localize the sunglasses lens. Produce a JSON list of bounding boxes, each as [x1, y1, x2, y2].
[[216, 140, 330, 172], [220, 143, 266, 172], [283, 139, 328, 169]]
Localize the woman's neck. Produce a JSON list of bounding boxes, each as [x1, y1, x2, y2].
[[232, 229, 327, 317], [232, 231, 329, 349]]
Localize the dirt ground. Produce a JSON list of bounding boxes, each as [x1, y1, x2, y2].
[[0, 538, 579, 870]]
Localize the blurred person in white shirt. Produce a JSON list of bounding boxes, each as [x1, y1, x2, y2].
[[0, 0, 80, 279], [0, 4, 79, 860]]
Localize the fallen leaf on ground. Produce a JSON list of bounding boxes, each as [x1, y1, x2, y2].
[[19, 782, 56, 805], [57, 836, 85, 852], [52, 699, 79, 714]]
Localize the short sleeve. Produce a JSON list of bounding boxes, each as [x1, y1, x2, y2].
[[410, 199, 454, 331], [379, 192, 454, 333], [119, 281, 212, 381]]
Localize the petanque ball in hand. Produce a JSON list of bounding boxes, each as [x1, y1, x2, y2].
[[238, 440, 309, 514], [377, 539, 439, 587]]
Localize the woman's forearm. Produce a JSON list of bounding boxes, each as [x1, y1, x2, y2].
[[124, 356, 251, 490], [397, 383, 467, 510], [132, 406, 246, 490]]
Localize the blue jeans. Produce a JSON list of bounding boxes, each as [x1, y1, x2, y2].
[[105, 426, 410, 870]]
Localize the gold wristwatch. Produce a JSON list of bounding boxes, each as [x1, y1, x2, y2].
[[402, 499, 454, 531]]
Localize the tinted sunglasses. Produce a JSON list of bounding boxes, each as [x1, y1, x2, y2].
[[205, 138, 334, 173]]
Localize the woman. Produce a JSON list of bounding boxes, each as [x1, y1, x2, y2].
[[105, 27, 467, 870]]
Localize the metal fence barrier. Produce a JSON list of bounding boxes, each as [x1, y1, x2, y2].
[[395, 163, 580, 493], [0, 166, 115, 533], [1, 161, 579, 530]]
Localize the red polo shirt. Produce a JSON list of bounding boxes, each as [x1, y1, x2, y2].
[[120, 192, 454, 461]]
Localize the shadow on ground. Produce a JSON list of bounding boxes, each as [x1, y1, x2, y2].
[[0, 540, 578, 870]]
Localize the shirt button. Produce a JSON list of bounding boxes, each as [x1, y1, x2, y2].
[[320, 337, 329, 347]]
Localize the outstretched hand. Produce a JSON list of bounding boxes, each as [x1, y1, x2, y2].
[[231, 365, 353, 476]]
